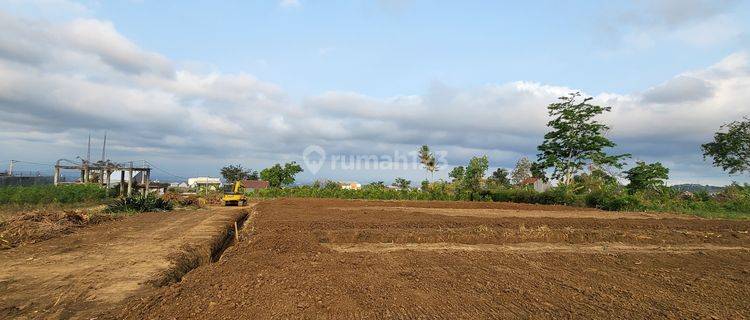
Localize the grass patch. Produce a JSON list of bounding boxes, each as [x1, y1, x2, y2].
[[0, 184, 106, 205]]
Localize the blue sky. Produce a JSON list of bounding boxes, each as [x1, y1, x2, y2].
[[0, 0, 749, 185], [92, 0, 748, 98]]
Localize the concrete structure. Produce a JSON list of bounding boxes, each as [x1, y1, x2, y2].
[[54, 159, 152, 197]]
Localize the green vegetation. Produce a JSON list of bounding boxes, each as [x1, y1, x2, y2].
[[0, 184, 106, 205], [220, 164, 259, 183], [249, 182, 750, 219], [260, 162, 304, 188], [624, 161, 669, 194], [392, 177, 411, 190], [702, 116, 750, 175], [418, 145, 438, 180], [461, 156, 489, 201], [536, 92, 629, 185], [105, 194, 174, 213], [510, 157, 532, 185]]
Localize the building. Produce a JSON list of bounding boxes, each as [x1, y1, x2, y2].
[[240, 180, 270, 191], [187, 177, 222, 190], [340, 181, 362, 190], [169, 182, 190, 189], [519, 177, 552, 193]]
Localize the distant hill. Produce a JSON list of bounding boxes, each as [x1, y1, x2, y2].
[[671, 184, 723, 194]]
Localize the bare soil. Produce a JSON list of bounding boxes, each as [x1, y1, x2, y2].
[[105, 198, 750, 319], [0, 206, 249, 319]]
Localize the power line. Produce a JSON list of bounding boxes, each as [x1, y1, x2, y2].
[[144, 160, 187, 180]]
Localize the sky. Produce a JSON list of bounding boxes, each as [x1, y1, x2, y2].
[[0, 0, 749, 185]]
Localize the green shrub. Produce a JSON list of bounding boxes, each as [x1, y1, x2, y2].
[[584, 190, 638, 211], [0, 184, 106, 205], [105, 195, 174, 213]]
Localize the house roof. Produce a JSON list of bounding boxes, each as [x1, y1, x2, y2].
[[519, 177, 539, 185], [188, 177, 221, 185], [240, 180, 270, 189]]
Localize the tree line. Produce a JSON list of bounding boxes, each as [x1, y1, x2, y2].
[[410, 92, 748, 195]]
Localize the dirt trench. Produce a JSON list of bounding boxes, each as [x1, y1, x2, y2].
[[0, 206, 251, 319]]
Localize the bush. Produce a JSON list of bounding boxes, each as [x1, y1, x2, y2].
[[584, 190, 637, 211], [248, 186, 445, 201], [105, 195, 174, 213], [0, 184, 107, 205]]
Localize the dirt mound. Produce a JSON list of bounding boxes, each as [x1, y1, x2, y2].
[[0, 210, 118, 250], [162, 193, 209, 208]]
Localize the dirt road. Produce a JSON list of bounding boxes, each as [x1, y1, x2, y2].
[[108, 198, 750, 319], [0, 206, 249, 319]]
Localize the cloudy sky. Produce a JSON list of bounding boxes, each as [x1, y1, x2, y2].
[[1, 0, 749, 185]]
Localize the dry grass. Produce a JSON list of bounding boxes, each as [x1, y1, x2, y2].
[[0, 209, 118, 250]]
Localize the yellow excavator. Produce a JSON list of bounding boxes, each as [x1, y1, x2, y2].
[[221, 181, 248, 206]]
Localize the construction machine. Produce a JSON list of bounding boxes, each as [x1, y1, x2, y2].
[[221, 181, 248, 206]]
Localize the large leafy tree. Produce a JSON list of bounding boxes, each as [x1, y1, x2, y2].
[[624, 161, 669, 194], [701, 117, 750, 175], [260, 162, 303, 188], [448, 166, 465, 182], [392, 177, 411, 190], [510, 157, 533, 185], [487, 168, 511, 188], [461, 156, 489, 200], [220, 164, 258, 183], [418, 145, 438, 180], [537, 92, 629, 185]]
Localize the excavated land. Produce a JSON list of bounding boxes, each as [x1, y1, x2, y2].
[[107, 198, 750, 319], [0, 206, 250, 319]]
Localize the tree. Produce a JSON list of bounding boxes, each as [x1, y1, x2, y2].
[[220, 164, 257, 183], [537, 92, 629, 185], [701, 117, 750, 175], [510, 157, 533, 185], [487, 168, 511, 188], [624, 161, 669, 194], [260, 162, 303, 188], [448, 166, 465, 182], [421, 179, 430, 191], [392, 177, 411, 190], [530, 162, 548, 182], [461, 156, 489, 200], [572, 168, 618, 194], [324, 180, 340, 190], [367, 181, 386, 188], [418, 145, 438, 180]]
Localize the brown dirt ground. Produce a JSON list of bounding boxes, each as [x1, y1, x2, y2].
[[106, 198, 750, 319], [0, 206, 249, 319]]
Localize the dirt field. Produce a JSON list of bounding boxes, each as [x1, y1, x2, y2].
[[0, 206, 249, 319], [104, 198, 750, 319]]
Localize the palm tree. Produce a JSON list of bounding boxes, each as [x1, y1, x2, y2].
[[418, 145, 438, 180]]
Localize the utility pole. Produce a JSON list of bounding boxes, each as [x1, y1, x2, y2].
[[101, 132, 107, 187], [87, 133, 91, 164]]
